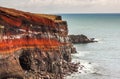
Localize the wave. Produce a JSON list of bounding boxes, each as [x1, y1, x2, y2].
[[71, 50, 99, 75], [94, 38, 105, 44], [75, 59, 98, 74], [66, 52, 99, 78], [72, 51, 90, 57], [94, 38, 100, 41]]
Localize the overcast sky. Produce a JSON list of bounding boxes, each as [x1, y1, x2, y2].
[[0, 0, 120, 13]]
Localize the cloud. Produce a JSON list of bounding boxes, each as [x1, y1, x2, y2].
[[28, 0, 120, 6], [0, 0, 120, 13], [28, 0, 97, 6]]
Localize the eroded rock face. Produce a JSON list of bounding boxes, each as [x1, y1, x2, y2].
[[0, 7, 76, 79]]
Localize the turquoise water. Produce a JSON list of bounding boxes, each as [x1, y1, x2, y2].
[[61, 14, 120, 79]]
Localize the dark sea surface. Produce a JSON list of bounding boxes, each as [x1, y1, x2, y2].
[[60, 14, 120, 79]]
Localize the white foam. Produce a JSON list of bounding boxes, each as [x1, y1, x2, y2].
[[94, 38, 104, 44], [71, 59, 98, 75], [94, 38, 100, 41], [71, 51, 91, 71], [71, 50, 98, 75], [79, 60, 98, 74], [72, 51, 90, 57], [65, 51, 99, 79], [65, 59, 98, 79]]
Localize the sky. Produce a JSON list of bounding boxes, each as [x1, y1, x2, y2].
[[0, 0, 120, 13]]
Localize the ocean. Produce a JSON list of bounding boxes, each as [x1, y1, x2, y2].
[[60, 14, 120, 79]]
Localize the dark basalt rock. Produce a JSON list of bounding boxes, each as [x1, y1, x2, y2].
[[0, 7, 77, 79], [69, 34, 97, 44]]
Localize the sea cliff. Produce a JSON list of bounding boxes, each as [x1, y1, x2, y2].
[[0, 7, 76, 79]]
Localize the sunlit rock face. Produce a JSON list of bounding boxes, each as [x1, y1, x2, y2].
[[0, 7, 76, 79]]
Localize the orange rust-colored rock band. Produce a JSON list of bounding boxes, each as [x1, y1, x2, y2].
[[0, 38, 61, 54]]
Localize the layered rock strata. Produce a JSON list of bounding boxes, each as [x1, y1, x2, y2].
[[0, 7, 76, 79]]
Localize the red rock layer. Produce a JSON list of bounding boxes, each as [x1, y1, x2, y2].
[[0, 7, 76, 79], [0, 7, 61, 55]]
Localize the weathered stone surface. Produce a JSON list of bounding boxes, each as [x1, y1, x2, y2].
[[0, 7, 76, 79], [69, 34, 97, 44]]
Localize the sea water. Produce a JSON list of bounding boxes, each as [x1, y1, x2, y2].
[[60, 14, 120, 79]]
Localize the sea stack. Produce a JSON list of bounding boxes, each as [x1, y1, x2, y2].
[[69, 34, 97, 44], [0, 7, 76, 79]]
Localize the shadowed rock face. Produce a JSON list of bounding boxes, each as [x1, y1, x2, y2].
[[0, 7, 76, 79]]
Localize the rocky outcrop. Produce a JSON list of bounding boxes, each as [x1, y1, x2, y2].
[[69, 34, 97, 44], [0, 7, 76, 79]]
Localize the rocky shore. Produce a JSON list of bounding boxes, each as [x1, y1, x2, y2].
[[0, 7, 77, 79], [69, 34, 97, 44]]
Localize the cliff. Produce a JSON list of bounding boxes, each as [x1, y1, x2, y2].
[[0, 7, 77, 79]]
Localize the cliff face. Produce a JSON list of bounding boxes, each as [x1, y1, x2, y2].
[[0, 7, 76, 79]]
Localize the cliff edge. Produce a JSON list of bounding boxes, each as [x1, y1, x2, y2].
[[0, 7, 76, 79]]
